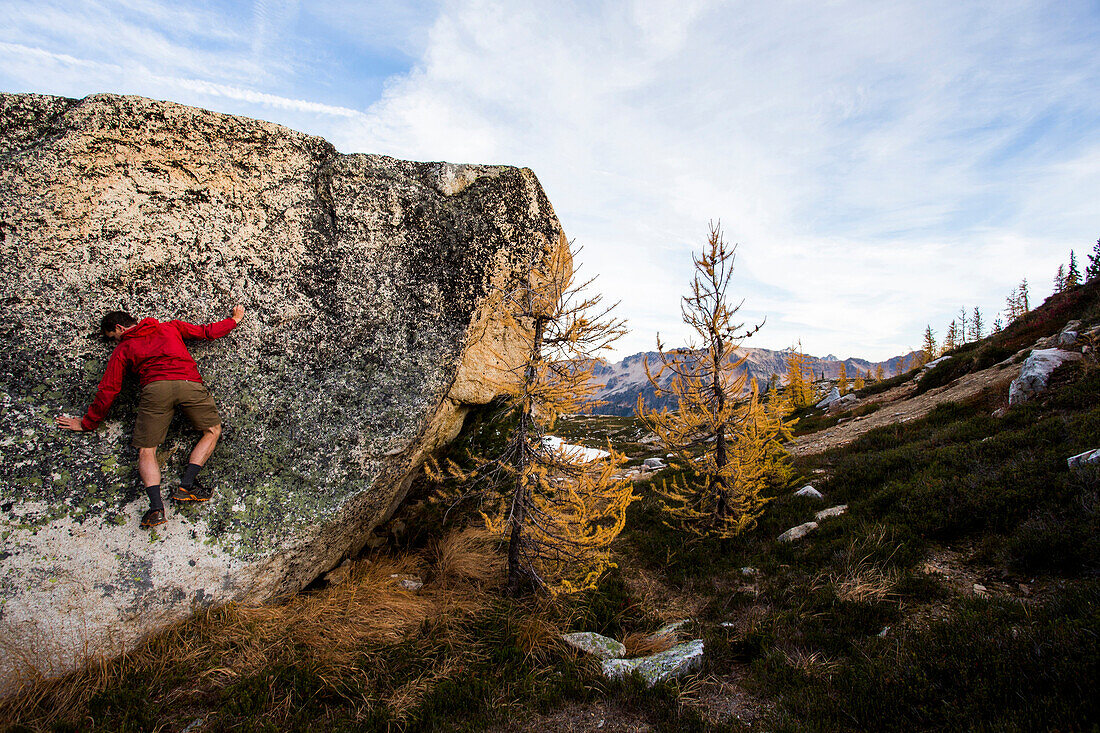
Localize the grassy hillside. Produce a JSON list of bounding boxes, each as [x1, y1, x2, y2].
[[4, 283, 1099, 732]]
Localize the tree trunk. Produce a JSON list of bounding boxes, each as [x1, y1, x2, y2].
[[712, 330, 729, 519], [506, 315, 547, 596]]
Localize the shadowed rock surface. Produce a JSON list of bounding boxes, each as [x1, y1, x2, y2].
[[0, 92, 565, 686]]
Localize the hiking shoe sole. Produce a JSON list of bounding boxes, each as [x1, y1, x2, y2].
[[172, 484, 212, 502], [141, 508, 166, 528]]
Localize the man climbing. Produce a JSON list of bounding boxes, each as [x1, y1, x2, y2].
[[56, 305, 245, 529]]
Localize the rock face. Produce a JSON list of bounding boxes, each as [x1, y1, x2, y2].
[[561, 632, 627, 659], [0, 93, 566, 686], [601, 640, 705, 686], [1008, 349, 1083, 405], [777, 521, 818, 543]]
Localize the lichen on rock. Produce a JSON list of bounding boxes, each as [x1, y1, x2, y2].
[[0, 92, 567, 687]]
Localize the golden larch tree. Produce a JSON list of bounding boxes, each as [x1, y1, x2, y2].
[[432, 237, 634, 596], [853, 372, 865, 390], [785, 341, 814, 408], [837, 362, 848, 395], [637, 222, 792, 538]]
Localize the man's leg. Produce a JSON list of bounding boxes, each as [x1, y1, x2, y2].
[[184, 424, 221, 475], [176, 383, 222, 501], [133, 383, 173, 528]]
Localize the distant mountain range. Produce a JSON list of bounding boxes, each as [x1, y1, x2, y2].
[[586, 345, 922, 415]]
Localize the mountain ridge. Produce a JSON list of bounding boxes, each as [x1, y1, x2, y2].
[[587, 344, 922, 415]]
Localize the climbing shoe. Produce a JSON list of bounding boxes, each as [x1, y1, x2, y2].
[[172, 481, 213, 502], [140, 508, 166, 528]]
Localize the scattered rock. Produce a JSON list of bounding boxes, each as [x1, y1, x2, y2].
[[973, 583, 988, 596], [794, 485, 824, 500], [991, 407, 1008, 418], [1068, 448, 1100, 470], [816, 387, 842, 408], [390, 574, 424, 592], [777, 522, 819, 543], [921, 355, 951, 371], [877, 626, 890, 638], [828, 393, 859, 413], [1008, 349, 1083, 405], [814, 505, 848, 521], [740, 567, 757, 576], [1057, 331, 1078, 347], [562, 632, 627, 660], [642, 457, 667, 471], [602, 640, 704, 686]]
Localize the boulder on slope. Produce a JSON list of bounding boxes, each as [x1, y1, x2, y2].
[[1008, 349, 1083, 405], [0, 92, 565, 687]]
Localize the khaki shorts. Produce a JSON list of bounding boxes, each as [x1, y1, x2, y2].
[[132, 380, 221, 448]]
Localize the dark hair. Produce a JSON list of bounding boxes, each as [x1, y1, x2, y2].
[[100, 311, 137, 337]]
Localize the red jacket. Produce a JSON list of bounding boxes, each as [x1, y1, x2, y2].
[[81, 316, 238, 431]]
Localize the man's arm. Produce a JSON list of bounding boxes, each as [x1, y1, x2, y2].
[[170, 305, 245, 340], [56, 346, 128, 432]]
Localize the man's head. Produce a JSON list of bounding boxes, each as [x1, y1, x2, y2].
[[100, 311, 137, 340]]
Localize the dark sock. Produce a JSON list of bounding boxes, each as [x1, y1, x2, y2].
[[181, 463, 202, 488], [146, 485, 164, 512]]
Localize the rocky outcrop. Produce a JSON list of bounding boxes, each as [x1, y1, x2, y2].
[[1008, 348, 1083, 405], [0, 93, 566, 687], [601, 640, 705, 685]]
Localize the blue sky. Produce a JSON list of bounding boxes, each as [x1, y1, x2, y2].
[[3, 0, 1098, 360]]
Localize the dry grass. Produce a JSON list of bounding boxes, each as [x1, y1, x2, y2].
[[621, 631, 674, 659], [779, 648, 841, 677], [815, 527, 901, 604], [0, 525, 507, 731]]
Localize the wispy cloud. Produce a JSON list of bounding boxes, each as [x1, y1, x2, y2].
[[2, 0, 1098, 360]]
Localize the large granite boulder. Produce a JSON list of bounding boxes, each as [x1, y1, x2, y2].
[[0, 93, 566, 687]]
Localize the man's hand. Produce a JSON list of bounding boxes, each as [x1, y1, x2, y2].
[[56, 415, 85, 432], [231, 304, 245, 323]]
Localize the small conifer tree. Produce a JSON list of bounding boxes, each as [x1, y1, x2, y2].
[[921, 325, 937, 364], [1066, 250, 1081, 289], [638, 222, 792, 538], [785, 341, 814, 408], [853, 372, 865, 390], [958, 307, 968, 343], [837, 362, 848, 395], [943, 320, 958, 354], [431, 237, 633, 596], [971, 306, 983, 341], [875, 363, 884, 381], [1055, 264, 1066, 294], [1087, 238, 1100, 281]]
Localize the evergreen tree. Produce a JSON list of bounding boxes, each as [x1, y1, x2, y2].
[[958, 307, 968, 343], [1066, 250, 1081, 289], [875, 364, 884, 381], [432, 237, 633, 595], [943, 320, 959, 354], [837, 362, 848, 395], [1019, 278, 1030, 313], [853, 372, 865, 390], [921, 325, 937, 364], [1087, 238, 1100, 281], [784, 341, 814, 408], [638, 222, 792, 538], [992, 317, 1004, 333], [1054, 264, 1066, 294], [971, 306, 984, 341]]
